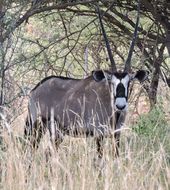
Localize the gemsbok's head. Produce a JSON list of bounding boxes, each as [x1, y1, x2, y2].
[[95, 0, 148, 112]]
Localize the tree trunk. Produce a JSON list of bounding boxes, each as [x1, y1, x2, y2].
[[0, 1, 5, 108], [149, 44, 165, 108], [149, 64, 160, 108]]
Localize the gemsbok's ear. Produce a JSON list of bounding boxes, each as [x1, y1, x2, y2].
[[92, 70, 111, 82], [131, 70, 149, 82]]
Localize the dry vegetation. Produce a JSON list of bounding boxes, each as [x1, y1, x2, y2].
[[0, 82, 169, 190]]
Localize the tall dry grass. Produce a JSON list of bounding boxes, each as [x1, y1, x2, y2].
[[0, 118, 169, 190]]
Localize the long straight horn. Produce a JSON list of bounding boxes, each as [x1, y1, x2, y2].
[[124, 0, 140, 72], [97, 6, 117, 72]]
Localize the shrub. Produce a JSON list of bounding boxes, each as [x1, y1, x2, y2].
[[132, 104, 167, 138]]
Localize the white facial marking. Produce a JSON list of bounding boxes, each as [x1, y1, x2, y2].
[[121, 75, 130, 97], [115, 97, 127, 111], [111, 75, 120, 96]]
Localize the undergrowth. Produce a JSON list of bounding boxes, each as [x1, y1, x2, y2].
[[0, 103, 169, 190]]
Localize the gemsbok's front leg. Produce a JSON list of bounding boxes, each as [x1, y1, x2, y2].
[[114, 132, 120, 157], [94, 136, 106, 169], [96, 136, 104, 159], [114, 111, 126, 157]]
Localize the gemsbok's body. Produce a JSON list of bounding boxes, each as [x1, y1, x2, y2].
[[24, 0, 148, 157], [25, 69, 148, 157]]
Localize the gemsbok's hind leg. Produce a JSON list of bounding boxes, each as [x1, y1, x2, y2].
[[48, 124, 63, 152], [24, 116, 46, 150], [96, 136, 104, 159], [94, 136, 106, 170]]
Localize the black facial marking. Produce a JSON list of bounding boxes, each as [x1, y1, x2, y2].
[[114, 72, 128, 79], [116, 83, 125, 97]]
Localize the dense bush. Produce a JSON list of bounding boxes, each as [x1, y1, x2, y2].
[[131, 103, 170, 159], [132, 104, 167, 137]]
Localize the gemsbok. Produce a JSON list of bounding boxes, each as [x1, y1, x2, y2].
[[24, 1, 148, 158]]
